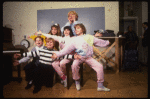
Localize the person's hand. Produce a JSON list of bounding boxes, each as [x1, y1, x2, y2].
[[14, 53, 21, 59], [74, 53, 77, 59], [51, 53, 58, 60], [35, 30, 42, 35], [95, 33, 103, 37], [109, 41, 111, 45], [34, 32, 37, 35], [13, 60, 20, 66], [27, 36, 31, 39], [68, 17, 73, 24], [68, 14, 76, 24], [72, 14, 76, 23], [74, 53, 81, 60]]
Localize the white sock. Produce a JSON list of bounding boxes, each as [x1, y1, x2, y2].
[[75, 80, 80, 85], [98, 82, 104, 88], [75, 80, 81, 91], [63, 77, 67, 87]]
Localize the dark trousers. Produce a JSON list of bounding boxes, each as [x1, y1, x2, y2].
[[24, 61, 37, 82], [32, 63, 55, 88]]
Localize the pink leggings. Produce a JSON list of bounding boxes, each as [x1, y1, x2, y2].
[[52, 59, 72, 78], [71, 57, 104, 83], [52, 57, 104, 83], [52, 60, 64, 77]]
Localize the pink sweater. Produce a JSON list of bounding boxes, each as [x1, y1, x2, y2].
[[56, 34, 109, 58]]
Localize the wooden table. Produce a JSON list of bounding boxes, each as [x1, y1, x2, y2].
[[93, 37, 125, 73]]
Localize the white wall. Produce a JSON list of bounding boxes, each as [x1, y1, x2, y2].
[[3, 1, 119, 51]]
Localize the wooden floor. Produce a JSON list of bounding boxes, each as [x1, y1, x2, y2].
[[3, 65, 148, 98]]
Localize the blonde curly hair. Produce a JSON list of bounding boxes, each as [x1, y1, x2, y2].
[[68, 11, 78, 21]]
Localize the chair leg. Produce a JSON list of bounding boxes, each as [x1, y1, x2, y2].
[[66, 63, 70, 89], [80, 63, 83, 87], [54, 72, 59, 84]]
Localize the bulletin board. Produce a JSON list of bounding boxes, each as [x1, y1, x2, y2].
[[37, 7, 105, 35]]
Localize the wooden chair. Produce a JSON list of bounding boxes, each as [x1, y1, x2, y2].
[[93, 42, 116, 68]]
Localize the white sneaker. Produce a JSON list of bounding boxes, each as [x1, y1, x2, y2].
[[97, 87, 110, 91], [63, 77, 67, 87], [76, 84, 81, 91]]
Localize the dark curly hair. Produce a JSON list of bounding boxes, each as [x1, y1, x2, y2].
[[62, 26, 74, 37]]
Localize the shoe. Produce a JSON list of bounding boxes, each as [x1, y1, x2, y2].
[[25, 83, 33, 89], [63, 77, 67, 87], [76, 84, 81, 91], [97, 86, 110, 91], [33, 86, 41, 94]]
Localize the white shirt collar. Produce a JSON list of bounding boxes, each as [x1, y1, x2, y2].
[[35, 45, 44, 50]]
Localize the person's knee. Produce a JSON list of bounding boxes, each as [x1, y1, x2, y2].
[[94, 64, 103, 72], [72, 64, 80, 72], [52, 62, 59, 67], [60, 61, 66, 67], [71, 64, 76, 69]]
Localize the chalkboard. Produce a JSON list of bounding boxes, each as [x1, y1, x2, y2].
[[37, 7, 105, 35]]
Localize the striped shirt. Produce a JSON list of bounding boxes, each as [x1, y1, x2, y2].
[[22, 48, 74, 65]]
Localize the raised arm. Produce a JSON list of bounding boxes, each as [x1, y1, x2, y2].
[[21, 51, 39, 57], [13, 51, 37, 64], [37, 31, 62, 42], [55, 41, 76, 58], [18, 56, 31, 64], [93, 37, 110, 47]]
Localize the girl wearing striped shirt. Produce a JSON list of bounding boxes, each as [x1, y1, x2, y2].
[[14, 37, 78, 93], [36, 26, 76, 88]]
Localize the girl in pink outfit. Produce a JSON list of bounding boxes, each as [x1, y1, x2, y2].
[[52, 23, 110, 91], [37, 26, 76, 87]]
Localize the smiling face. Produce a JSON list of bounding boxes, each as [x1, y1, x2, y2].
[[64, 29, 70, 36], [51, 27, 58, 35], [35, 37, 43, 47], [68, 11, 78, 21], [74, 24, 86, 36], [46, 38, 55, 49], [75, 25, 83, 36], [46, 40, 54, 49], [68, 14, 76, 22]]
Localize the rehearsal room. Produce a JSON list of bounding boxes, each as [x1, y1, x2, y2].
[[3, 1, 148, 98]]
